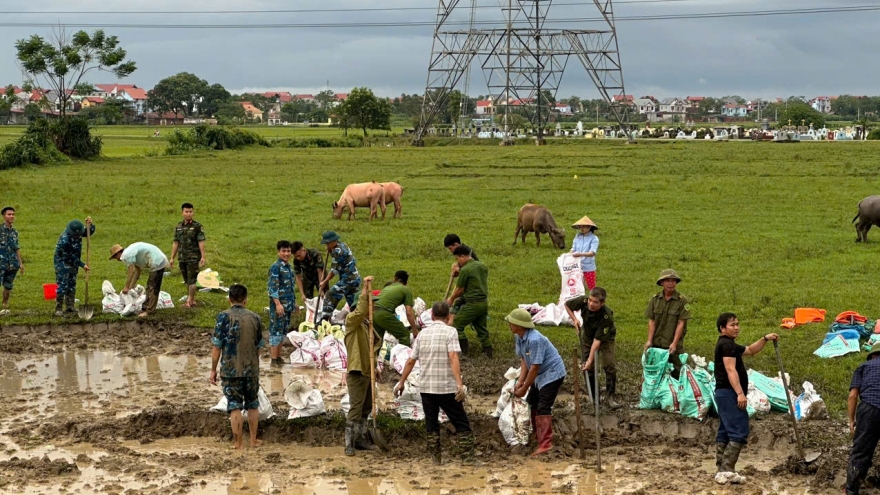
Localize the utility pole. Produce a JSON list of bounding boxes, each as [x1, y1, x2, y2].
[[534, 0, 544, 145]]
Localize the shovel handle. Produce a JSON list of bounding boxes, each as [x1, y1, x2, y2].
[[367, 280, 378, 427], [773, 340, 806, 460], [444, 272, 454, 300]]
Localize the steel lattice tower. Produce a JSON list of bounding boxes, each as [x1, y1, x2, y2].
[[414, 0, 632, 144]]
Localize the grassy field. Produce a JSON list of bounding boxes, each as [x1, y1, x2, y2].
[[2, 135, 879, 415]]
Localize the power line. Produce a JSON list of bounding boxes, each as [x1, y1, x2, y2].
[[0, 0, 705, 15], [0, 5, 875, 29]]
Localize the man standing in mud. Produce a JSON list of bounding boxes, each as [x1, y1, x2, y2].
[[446, 245, 491, 357], [268, 240, 296, 366], [846, 342, 880, 495], [210, 284, 264, 449], [0, 207, 23, 316], [564, 286, 620, 409], [343, 275, 378, 456], [319, 231, 361, 322], [644, 269, 691, 379], [169, 202, 206, 308]]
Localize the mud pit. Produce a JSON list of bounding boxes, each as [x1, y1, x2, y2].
[[0, 323, 867, 494]]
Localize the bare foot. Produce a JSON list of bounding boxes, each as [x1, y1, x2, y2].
[[250, 439, 262, 448], [137, 311, 149, 318], [233, 440, 243, 450]]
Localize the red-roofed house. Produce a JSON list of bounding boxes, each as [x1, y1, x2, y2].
[[612, 94, 634, 105], [555, 102, 573, 115], [294, 94, 315, 102], [475, 99, 494, 115], [81, 96, 105, 108], [0, 86, 29, 112], [239, 102, 263, 122], [685, 96, 704, 108], [263, 92, 293, 103]]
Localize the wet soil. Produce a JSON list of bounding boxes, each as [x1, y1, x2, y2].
[[0, 324, 875, 494]]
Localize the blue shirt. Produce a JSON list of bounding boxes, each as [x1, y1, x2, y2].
[[570, 233, 599, 272], [120, 242, 169, 271], [329, 241, 359, 282], [515, 329, 567, 389], [851, 357, 880, 410]]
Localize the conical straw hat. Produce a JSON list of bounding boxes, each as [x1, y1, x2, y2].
[[571, 216, 598, 230]]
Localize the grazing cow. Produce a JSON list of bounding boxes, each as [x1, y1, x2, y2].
[[514, 203, 566, 249], [332, 182, 384, 221], [853, 195, 880, 242], [379, 182, 404, 219]]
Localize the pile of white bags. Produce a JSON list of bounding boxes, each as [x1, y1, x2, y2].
[[320, 336, 348, 370], [392, 375, 448, 422], [492, 367, 532, 445], [101, 280, 174, 315], [287, 330, 349, 370], [746, 382, 771, 416], [210, 386, 275, 420], [793, 382, 828, 421], [389, 344, 419, 375], [285, 380, 326, 419]]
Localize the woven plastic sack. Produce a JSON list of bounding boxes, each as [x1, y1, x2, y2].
[[793, 382, 828, 421], [746, 382, 771, 417], [638, 348, 673, 410], [390, 344, 420, 375], [862, 333, 880, 352], [320, 336, 348, 370], [675, 355, 715, 421], [492, 367, 521, 418], [285, 380, 326, 419], [287, 332, 321, 368], [747, 369, 794, 413], [210, 386, 275, 421], [499, 396, 532, 446], [813, 334, 860, 359]]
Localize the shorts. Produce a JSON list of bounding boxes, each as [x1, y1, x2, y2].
[[1, 269, 18, 290], [179, 261, 199, 286], [222, 376, 260, 411]]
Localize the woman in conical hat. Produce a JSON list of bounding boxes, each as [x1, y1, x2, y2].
[[570, 216, 599, 290]]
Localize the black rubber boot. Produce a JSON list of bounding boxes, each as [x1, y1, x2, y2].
[[354, 421, 377, 451], [718, 442, 746, 484], [715, 442, 728, 472], [54, 299, 64, 317], [344, 422, 355, 456], [427, 432, 441, 465], [458, 432, 476, 464], [64, 294, 76, 314], [459, 339, 470, 355]]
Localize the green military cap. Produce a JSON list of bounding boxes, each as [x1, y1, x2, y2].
[[504, 308, 535, 329], [320, 231, 341, 244], [67, 220, 85, 236], [868, 342, 880, 361], [656, 268, 682, 286]]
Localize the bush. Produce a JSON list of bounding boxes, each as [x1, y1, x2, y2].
[[867, 128, 880, 140], [45, 118, 102, 159], [278, 136, 364, 148], [0, 119, 70, 170], [166, 125, 271, 155]]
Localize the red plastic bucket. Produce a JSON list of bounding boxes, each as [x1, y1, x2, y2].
[[43, 283, 58, 300]]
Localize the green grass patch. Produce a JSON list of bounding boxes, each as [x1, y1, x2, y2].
[[1, 140, 879, 416]]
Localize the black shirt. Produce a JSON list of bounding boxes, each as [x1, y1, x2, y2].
[[564, 297, 616, 343], [714, 335, 747, 392]]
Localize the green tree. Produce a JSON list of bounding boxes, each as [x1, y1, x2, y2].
[[698, 97, 719, 117], [199, 83, 232, 117], [0, 85, 16, 123], [215, 101, 246, 125], [565, 96, 583, 113], [315, 90, 337, 109], [147, 72, 208, 118], [337, 87, 391, 137], [24, 103, 42, 121], [779, 101, 825, 128], [309, 108, 329, 123], [15, 29, 136, 119]]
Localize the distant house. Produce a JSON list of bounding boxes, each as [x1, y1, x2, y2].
[[0, 86, 29, 112], [721, 103, 748, 118], [92, 84, 147, 115], [685, 96, 704, 108], [634, 98, 656, 115], [658, 98, 686, 115], [239, 102, 263, 122], [612, 94, 634, 105], [809, 96, 834, 114], [475, 100, 494, 115], [145, 112, 185, 126], [81, 97, 105, 108], [294, 94, 315, 102], [554, 102, 572, 115], [263, 91, 293, 103]]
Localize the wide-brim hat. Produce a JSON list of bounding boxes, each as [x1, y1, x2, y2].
[[656, 268, 682, 285], [320, 231, 340, 244], [572, 216, 598, 230], [505, 308, 535, 329], [109, 244, 124, 260], [868, 342, 880, 360]]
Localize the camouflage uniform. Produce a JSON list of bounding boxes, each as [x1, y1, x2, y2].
[[173, 219, 205, 286], [53, 221, 96, 312], [267, 257, 296, 347], [322, 241, 361, 321], [0, 224, 20, 291], [212, 305, 264, 411]]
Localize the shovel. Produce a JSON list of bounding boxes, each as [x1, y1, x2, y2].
[[366, 280, 389, 452], [313, 250, 331, 327], [77, 221, 94, 321], [571, 350, 586, 460], [443, 271, 455, 299], [773, 340, 821, 464]]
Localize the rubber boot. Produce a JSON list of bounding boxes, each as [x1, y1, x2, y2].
[[530, 410, 537, 432], [354, 421, 377, 451], [427, 432, 442, 465], [482, 346, 494, 358], [715, 442, 728, 472], [344, 422, 355, 456], [605, 375, 622, 409], [458, 432, 476, 464], [531, 415, 553, 456], [459, 339, 470, 356], [54, 298, 64, 317], [716, 441, 746, 484], [64, 294, 77, 315]]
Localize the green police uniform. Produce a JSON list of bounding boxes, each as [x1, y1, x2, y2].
[[566, 296, 618, 398], [645, 290, 690, 378], [373, 282, 415, 346], [453, 259, 490, 353]]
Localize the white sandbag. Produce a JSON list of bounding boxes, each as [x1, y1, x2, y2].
[[330, 303, 350, 325], [102, 293, 124, 314], [499, 396, 532, 446], [390, 344, 420, 375], [794, 381, 828, 421], [746, 382, 771, 417], [210, 386, 275, 421], [288, 332, 321, 368], [416, 309, 434, 329], [320, 335, 348, 370], [157, 291, 174, 309], [101, 280, 116, 296], [491, 367, 521, 418], [285, 380, 326, 419], [304, 297, 320, 324], [305, 297, 350, 326], [393, 377, 448, 423], [557, 253, 585, 306], [413, 297, 426, 316], [531, 302, 580, 327], [394, 297, 426, 328]]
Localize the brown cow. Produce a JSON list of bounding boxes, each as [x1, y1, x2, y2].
[[379, 182, 404, 219], [333, 182, 384, 221], [514, 203, 566, 249]]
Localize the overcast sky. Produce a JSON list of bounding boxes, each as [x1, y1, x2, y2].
[[0, 0, 876, 100]]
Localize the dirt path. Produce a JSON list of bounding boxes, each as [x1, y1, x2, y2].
[[0, 324, 870, 494]]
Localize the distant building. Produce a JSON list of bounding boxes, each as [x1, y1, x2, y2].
[[475, 100, 494, 115], [809, 96, 835, 114], [239, 102, 264, 122], [721, 103, 748, 118]]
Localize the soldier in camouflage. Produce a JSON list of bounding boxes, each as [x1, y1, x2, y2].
[[268, 240, 296, 367], [53, 217, 95, 316], [169, 203, 206, 308], [0, 207, 24, 316], [318, 231, 361, 323]]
